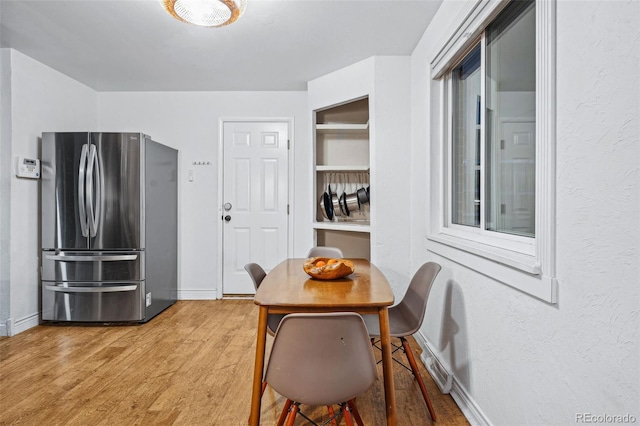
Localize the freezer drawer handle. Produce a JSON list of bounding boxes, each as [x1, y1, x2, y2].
[[45, 254, 138, 262], [45, 284, 138, 293]]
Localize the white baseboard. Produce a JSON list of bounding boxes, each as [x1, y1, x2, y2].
[[414, 331, 492, 426], [13, 313, 40, 335], [1, 312, 40, 336], [177, 289, 218, 300], [0, 319, 11, 336]]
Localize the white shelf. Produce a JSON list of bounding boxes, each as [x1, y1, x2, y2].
[[316, 165, 370, 172], [316, 122, 369, 133], [313, 222, 371, 233]]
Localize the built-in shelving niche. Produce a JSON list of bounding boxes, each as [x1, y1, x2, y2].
[[313, 97, 371, 259]]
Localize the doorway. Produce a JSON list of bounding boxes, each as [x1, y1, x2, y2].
[[220, 120, 290, 296]]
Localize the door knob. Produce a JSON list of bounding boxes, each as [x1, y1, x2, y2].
[[224, 215, 231, 222]]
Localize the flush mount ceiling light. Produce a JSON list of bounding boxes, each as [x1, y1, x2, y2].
[[161, 0, 247, 27]]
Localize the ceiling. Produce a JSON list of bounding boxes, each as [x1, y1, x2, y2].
[[0, 0, 443, 92]]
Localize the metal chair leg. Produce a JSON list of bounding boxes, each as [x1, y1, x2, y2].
[[401, 337, 437, 421]]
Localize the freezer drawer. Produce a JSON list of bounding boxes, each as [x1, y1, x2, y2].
[[42, 281, 144, 322], [42, 250, 144, 282]]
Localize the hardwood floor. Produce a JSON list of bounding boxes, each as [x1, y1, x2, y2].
[[0, 300, 469, 425]]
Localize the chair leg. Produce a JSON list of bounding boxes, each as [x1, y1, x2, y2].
[[326, 405, 339, 426], [401, 337, 437, 421], [342, 403, 355, 426], [277, 399, 294, 426], [284, 402, 298, 426], [347, 399, 365, 426]]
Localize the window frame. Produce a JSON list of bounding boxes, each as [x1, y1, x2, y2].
[[449, 41, 482, 231], [427, 0, 557, 303]]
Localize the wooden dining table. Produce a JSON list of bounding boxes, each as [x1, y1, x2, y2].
[[249, 258, 397, 425]]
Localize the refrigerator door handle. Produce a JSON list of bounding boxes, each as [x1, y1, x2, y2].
[[78, 143, 89, 237], [45, 284, 138, 293], [93, 144, 102, 236], [86, 144, 101, 238], [45, 254, 138, 262]]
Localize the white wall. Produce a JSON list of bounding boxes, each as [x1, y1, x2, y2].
[[0, 49, 97, 335], [0, 49, 12, 335], [371, 56, 412, 291], [97, 91, 310, 299], [411, 1, 639, 424]]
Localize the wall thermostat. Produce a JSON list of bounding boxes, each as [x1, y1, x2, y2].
[[16, 156, 41, 179]]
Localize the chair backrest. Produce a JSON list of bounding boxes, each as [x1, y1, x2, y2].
[[307, 246, 344, 258], [396, 262, 442, 336], [265, 312, 377, 407], [244, 263, 266, 291]]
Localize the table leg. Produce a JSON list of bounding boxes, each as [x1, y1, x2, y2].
[[250, 306, 269, 425], [378, 307, 397, 426]]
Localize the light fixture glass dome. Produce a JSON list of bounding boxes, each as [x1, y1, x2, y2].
[[162, 0, 247, 27]]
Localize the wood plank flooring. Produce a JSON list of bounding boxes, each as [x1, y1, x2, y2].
[[0, 300, 469, 426]]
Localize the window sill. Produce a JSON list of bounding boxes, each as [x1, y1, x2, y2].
[[426, 233, 557, 303], [429, 232, 539, 273]]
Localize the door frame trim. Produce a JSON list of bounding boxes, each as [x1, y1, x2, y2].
[[217, 117, 295, 299]]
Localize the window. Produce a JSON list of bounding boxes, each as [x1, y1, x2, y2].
[[428, 0, 557, 302], [450, 0, 536, 240], [452, 44, 481, 229]]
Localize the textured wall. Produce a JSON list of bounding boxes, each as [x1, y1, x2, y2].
[[411, 0, 639, 424], [555, 0, 639, 414]]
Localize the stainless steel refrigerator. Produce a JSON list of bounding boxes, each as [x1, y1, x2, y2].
[[41, 132, 178, 322]]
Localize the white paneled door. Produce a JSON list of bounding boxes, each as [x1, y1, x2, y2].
[[222, 121, 289, 295]]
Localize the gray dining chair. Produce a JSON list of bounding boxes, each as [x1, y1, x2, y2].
[[362, 261, 441, 422], [244, 263, 284, 336], [307, 246, 344, 258], [244, 262, 287, 403], [265, 312, 377, 426]]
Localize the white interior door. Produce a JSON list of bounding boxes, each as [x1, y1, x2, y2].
[[222, 121, 289, 295]]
